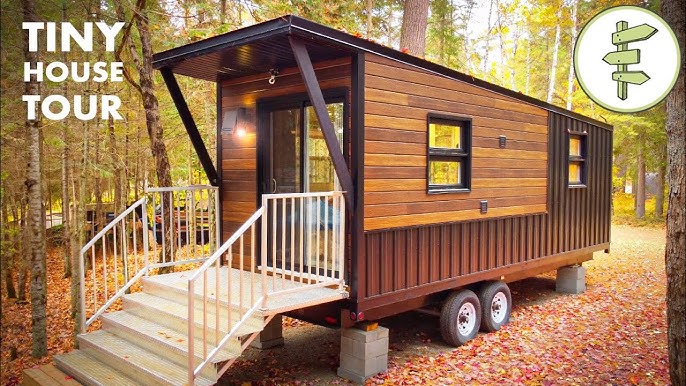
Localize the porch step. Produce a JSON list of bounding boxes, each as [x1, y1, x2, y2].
[[78, 330, 215, 386], [101, 311, 240, 380], [54, 350, 137, 386], [123, 291, 264, 337]]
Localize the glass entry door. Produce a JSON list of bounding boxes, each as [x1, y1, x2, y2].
[[263, 100, 344, 274]]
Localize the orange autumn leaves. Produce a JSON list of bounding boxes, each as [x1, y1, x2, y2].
[[1, 225, 670, 385]]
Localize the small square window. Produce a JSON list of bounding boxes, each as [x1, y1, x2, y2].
[[569, 137, 582, 157], [427, 115, 471, 193], [568, 132, 587, 187], [429, 123, 461, 149], [569, 162, 582, 185], [429, 160, 462, 186]]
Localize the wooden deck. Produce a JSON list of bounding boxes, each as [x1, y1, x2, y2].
[[144, 266, 347, 315], [23, 364, 81, 386]]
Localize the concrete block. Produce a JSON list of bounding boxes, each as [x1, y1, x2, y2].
[[250, 314, 284, 349], [340, 335, 388, 358], [556, 265, 586, 294], [341, 325, 389, 343], [337, 326, 389, 383]]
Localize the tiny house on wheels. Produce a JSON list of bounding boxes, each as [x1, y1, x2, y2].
[[52, 15, 612, 386]]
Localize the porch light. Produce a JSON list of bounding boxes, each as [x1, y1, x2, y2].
[[221, 107, 247, 135], [268, 68, 279, 85]]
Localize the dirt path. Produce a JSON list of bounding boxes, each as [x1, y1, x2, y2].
[[1, 225, 669, 385]]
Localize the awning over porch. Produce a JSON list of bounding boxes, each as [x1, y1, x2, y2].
[[152, 16, 357, 82], [153, 16, 357, 208]]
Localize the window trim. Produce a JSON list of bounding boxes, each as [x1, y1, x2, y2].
[[567, 130, 588, 188], [426, 113, 472, 194]]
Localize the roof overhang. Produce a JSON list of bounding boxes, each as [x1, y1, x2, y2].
[[152, 16, 358, 82], [153, 15, 612, 130]]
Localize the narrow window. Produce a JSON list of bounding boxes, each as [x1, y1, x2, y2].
[[568, 132, 587, 186], [427, 115, 471, 193]]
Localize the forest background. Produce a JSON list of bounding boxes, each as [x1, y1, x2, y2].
[[0, 0, 684, 384]]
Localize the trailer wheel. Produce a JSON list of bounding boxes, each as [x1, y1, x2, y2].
[[478, 281, 512, 332], [440, 290, 481, 346]]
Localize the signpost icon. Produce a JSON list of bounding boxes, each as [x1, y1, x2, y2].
[[603, 21, 657, 100]]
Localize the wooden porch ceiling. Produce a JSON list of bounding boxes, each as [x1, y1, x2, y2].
[[152, 18, 353, 82]]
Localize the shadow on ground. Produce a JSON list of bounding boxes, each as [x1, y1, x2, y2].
[[219, 275, 562, 385]]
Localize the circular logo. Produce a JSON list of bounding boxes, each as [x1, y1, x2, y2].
[[574, 6, 681, 113]]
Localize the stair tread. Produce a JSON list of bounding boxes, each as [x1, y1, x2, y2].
[[79, 330, 215, 386], [102, 310, 240, 363], [123, 291, 264, 335], [54, 350, 138, 386]]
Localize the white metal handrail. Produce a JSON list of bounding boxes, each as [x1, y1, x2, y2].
[[79, 197, 149, 333], [79, 185, 220, 333], [187, 191, 346, 384]]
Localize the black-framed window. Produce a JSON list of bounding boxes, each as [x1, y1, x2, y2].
[[568, 131, 587, 187], [427, 114, 471, 193]]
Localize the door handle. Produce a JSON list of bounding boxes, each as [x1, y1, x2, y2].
[[271, 178, 277, 193]]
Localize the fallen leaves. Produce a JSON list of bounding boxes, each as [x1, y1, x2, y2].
[[1, 225, 671, 386], [370, 225, 669, 386]]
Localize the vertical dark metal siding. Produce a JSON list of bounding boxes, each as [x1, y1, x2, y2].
[[360, 111, 612, 302]]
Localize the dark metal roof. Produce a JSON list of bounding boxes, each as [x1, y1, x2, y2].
[[153, 15, 612, 130]]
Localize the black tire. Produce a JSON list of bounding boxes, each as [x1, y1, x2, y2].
[[439, 289, 481, 347], [478, 281, 512, 332]]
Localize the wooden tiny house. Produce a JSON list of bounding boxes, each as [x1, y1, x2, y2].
[[153, 14, 611, 322], [55, 15, 612, 385]]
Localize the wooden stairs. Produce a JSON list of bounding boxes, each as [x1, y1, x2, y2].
[[54, 267, 345, 386]]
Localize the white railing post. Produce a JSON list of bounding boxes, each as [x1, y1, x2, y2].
[[214, 188, 220, 252], [261, 195, 268, 310], [338, 193, 345, 291], [142, 197, 150, 275], [187, 279, 195, 386], [79, 249, 86, 334]]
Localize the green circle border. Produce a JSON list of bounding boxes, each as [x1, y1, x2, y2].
[[573, 5, 682, 113]]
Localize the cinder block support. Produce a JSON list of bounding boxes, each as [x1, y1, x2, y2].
[[556, 264, 587, 294], [250, 314, 284, 349], [337, 326, 389, 383]]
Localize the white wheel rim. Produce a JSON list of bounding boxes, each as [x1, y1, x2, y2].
[[491, 292, 508, 324], [457, 302, 477, 336]]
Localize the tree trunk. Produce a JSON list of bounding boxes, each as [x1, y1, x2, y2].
[[5, 268, 17, 299], [462, 0, 476, 73], [61, 112, 71, 278], [496, 4, 505, 86], [109, 115, 124, 213], [566, 0, 578, 110], [71, 120, 88, 341], [1, 201, 17, 299], [546, 6, 562, 104], [635, 137, 646, 219], [126, 1, 173, 189], [116, 0, 173, 270], [655, 162, 666, 219], [365, 0, 373, 38], [399, 0, 430, 57], [483, 0, 495, 74], [17, 213, 27, 302], [525, 32, 531, 95], [661, 0, 685, 383], [22, 0, 47, 358]]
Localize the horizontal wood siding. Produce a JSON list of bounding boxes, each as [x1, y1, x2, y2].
[[363, 54, 549, 231], [219, 57, 351, 240], [360, 103, 612, 312]]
